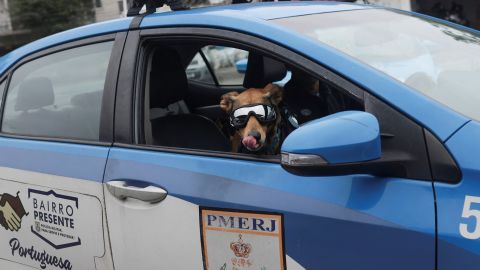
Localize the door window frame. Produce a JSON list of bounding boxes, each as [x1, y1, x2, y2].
[[112, 27, 461, 183], [0, 32, 127, 146], [113, 27, 364, 163]]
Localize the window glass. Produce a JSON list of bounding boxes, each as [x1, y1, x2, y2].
[[275, 9, 480, 121], [2, 41, 114, 140], [186, 53, 215, 84], [202, 46, 249, 85]]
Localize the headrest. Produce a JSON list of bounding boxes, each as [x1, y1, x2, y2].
[[150, 47, 188, 108], [243, 53, 287, 89], [15, 77, 54, 111]]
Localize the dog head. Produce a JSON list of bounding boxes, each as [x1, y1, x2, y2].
[[220, 84, 282, 152]]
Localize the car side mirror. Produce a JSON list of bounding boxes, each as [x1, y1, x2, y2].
[[281, 111, 406, 177]]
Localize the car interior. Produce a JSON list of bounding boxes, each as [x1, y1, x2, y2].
[[140, 40, 364, 156], [3, 77, 103, 141]]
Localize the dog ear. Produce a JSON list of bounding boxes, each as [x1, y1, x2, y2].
[[263, 84, 283, 105], [220, 91, 239, 112]]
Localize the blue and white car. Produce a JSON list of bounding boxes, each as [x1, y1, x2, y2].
[[0, 1, 479, 270]]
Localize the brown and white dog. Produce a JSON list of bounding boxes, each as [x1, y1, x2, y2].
[[220, 84, 283, 154]]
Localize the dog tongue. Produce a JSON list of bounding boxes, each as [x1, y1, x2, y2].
[[242, 136, 258, 149]]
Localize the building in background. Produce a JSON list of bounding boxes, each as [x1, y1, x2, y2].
[[0, 0, 11, 34], [95, 0, 130, 21]]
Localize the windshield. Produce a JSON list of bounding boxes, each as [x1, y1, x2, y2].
[[275, 9, 480, 121]]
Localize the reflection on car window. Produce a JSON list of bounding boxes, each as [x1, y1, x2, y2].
[[186, 46, 249, 86], [186, 53, 215, 84], [275, 9, 480, 121], [203, 46, 248, 85], [2, 41, 113, 140]]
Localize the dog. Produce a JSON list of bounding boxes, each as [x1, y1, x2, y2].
[[220, 83, 283, 155]]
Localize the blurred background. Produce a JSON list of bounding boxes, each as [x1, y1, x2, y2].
[[0, 0, 479, 56]]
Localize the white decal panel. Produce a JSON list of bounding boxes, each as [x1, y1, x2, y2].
[[200, 208, 285, 270], [0, 180, 104, 270]]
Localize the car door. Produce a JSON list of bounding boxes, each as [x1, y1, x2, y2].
[[0, 34, 124, 270], [104, 28, 436, 270]]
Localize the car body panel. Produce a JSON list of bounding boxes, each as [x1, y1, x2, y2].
[[435, 120, 480, 270], [104, 147, 435, 269], [0, 137, 112, 270]]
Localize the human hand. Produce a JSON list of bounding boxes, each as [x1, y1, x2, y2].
[[0, 200, 22, 231]]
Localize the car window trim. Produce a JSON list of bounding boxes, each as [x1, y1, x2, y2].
[[113, 142, 280, 163], [0, 32, 124, 146]]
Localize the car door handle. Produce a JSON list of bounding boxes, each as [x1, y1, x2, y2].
[[106, 180, 168, 203]]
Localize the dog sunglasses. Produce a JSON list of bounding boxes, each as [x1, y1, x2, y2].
[[229, 104, 277, 128]]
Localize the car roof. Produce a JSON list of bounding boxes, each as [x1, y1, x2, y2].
[[0, 2, 370, 77]]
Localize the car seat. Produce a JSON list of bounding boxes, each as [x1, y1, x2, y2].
[[148, 47, 230, 152]]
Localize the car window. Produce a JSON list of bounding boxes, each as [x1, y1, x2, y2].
[[186, 46, 249, 86], [142, 42, 363, 155], [186, 53, 215, 84], [2, 41, 114, 140]]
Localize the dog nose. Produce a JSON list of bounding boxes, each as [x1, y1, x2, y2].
[[249, 130, 261, 141]]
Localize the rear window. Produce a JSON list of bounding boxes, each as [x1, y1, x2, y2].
[[275, 9, 480, 121]]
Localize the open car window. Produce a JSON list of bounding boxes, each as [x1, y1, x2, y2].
[[141, 41, 364, 157]]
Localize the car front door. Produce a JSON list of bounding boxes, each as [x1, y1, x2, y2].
[[104, 29, 436, 270], [0, 34, 124, 270]]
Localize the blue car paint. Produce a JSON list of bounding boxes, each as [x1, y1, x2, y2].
[[282, 111, 381, 164], [434, 120, 480, 269], [0, 137, 108, 182], [105, 147, 435, 269]]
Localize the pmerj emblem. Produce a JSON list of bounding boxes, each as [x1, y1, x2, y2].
[[229, 234, 257, 269], [230, 234, 252, 258], [0, 192, 28, 232]]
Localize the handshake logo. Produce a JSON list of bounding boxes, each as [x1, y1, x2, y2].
[[0, 192, 27, 232]]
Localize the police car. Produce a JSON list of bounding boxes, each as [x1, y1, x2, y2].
[[0, 1, 479, 269]]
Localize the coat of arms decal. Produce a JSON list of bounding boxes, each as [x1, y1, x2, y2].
[[200, 207, 285, 270]]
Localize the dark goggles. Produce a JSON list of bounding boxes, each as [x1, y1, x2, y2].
[[229, 104, 277, 128]]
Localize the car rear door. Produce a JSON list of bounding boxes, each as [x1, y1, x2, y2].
[[0, 33, 125, 270], [103, 28, 436, 270]]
